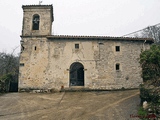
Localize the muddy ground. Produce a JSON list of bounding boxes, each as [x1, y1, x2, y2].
[[0, 90, 140, 120]]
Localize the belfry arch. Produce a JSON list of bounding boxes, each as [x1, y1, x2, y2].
[[32, 14, 40, 30], [69, 62, 84, 86]]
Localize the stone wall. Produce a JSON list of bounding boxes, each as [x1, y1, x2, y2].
[[22, 6, 53, 36], [19, 37, 151, 91], [19, 5, 152, 92]]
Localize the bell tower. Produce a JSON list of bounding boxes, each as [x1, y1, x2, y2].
[[22, 5, 53, 36], [19, 5, 54, 92]]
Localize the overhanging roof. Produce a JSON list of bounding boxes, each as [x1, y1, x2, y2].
[[46, 35, 154, 43]]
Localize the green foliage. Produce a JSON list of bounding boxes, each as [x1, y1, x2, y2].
[[138, 107, 147, 119], [140, 45, 160, 82], [139, 45, 160, 119], [139, 84, 160, 119], [140, 84, 160, 103], [0, 74, 12, 92], [0, 52, 19, 92], [0, 52, 19, 77], [140, 85, 151, 102]]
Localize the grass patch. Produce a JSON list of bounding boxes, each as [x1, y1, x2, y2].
[[138, 107, 147, 116], [138, 107, 148, 120]]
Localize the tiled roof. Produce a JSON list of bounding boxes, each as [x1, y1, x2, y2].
[[46, 35, 154, 43], [22, 5, 53, 7]]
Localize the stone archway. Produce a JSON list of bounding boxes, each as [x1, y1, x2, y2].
[[70, 62, 84, 86]]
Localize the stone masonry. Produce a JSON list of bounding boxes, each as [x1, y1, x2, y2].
[[18, 5, 153, 92]]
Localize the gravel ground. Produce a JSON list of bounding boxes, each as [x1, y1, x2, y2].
[[0, 90, 140, 120]]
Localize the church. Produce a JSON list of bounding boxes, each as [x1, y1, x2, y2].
[[18, 5, 153, 92]]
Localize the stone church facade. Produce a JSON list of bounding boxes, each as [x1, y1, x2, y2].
[[19, 5, 153, 92]]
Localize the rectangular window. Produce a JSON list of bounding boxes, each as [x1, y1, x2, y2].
[[35, 46, 37, 51], [75, 44, 79, 49], [20, 63, 24, 67], [116, 64, 120, 70], [116, 46, 120, 52]]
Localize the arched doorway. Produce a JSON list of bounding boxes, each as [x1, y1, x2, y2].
[[70, 62, 84, 86]]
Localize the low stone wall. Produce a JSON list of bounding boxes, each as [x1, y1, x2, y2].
[[19, 88, 57, 93], [19, 87, 139, 93]]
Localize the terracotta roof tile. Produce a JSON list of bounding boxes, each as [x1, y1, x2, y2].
[[22, 5, 53, 7], [46, 35, 154, 43]]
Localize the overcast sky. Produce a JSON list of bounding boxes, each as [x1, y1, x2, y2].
[[0, 0, 160, 54]]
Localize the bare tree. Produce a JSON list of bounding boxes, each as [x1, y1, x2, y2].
[[141, 26, 160, 43], [122, 23, 160, 43]]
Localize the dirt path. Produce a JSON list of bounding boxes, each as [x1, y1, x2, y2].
[[0, 90, 140, 120], [91, 91, 139, 114]]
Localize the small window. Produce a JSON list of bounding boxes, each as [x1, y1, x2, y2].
[[20, 63, 24, 67], [75, 44, 79, 49], [116, 46, 120, 52], [35, 46, 37, 51], [32, 14, 40, 30], [116, 63, 120, 70]]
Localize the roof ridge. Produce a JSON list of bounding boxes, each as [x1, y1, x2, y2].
[[48, 35, 153, 40], [22, 5, 52, 6]]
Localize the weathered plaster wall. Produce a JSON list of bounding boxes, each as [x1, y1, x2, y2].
[[19, 5, 152, 92], [22, 7, 52, 36], [19, 37, 49, 90], [19, 38, 151, 91], [92, 41, 148, 89]]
